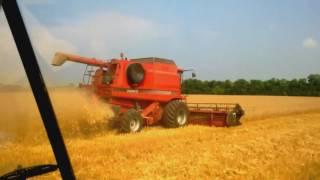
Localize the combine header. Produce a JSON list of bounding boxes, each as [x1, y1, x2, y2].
[[52, 52, 244, 133]]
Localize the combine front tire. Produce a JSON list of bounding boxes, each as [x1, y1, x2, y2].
[[163, 100, 189, 128], [119, 109, 143, 133]]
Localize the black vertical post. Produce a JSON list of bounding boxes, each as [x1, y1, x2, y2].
[[2, 1, 75, 179]]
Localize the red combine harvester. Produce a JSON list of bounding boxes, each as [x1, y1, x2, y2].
[[52, 52, 244, 133]]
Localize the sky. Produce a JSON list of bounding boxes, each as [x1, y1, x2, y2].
[[0, 0, 319, 85]]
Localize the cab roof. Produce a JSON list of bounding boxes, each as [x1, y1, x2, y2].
[[131, 57, 175, 64]]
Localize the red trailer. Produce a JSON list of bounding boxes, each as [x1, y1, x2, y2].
[[52, 52, 244, 133]]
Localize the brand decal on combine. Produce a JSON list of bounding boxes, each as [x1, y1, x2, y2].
[[116, 89, 176, 95]]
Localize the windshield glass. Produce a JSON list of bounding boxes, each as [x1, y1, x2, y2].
[[1, 1, 320, 179], [0, 4, 57, 177]]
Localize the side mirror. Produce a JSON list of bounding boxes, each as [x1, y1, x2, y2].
[[192, 72, 196, 78]]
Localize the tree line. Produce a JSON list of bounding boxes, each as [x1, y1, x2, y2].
[[182, 74, 320, 96]]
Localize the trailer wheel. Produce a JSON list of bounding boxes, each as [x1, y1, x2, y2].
[[226, 111, 239, 126], [163, 100, 189, 128], [119, 109, 143, 133]]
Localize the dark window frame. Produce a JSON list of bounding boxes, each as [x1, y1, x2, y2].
[[1, 1, 75, 179]]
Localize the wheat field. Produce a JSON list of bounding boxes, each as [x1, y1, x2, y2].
[[1, 90, 320, 179]]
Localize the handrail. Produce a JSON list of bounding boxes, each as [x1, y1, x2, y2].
[[187, 102, 239, 112]]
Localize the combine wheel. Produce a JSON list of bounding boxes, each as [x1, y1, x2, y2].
[[163, 100, 189, 128], [226, 104, 244, 126], [119, 109, 143, 133]]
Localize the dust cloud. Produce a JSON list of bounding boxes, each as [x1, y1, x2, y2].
[[0, 88, 114, 144]]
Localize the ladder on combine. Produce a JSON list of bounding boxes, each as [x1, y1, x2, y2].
[[82, 65, 95, 85], [79, 65, 95, 89]]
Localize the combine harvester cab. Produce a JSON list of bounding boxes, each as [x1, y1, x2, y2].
[[52, 52, 244, 133]]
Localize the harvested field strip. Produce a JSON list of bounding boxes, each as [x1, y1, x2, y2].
[[1, 112, 320, 179]]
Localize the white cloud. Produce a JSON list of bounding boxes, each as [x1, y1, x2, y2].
[[0, 6, 77, 84], [20, 6, 77, 62], [0, 7, 175, 84], [303, 37, 318, 49], [50, 12, 175, 58], [19, 0, 53, 5]]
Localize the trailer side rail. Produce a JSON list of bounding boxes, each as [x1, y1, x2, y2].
[[187, 103, 240, 113]]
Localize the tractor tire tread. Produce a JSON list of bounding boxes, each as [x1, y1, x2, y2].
[[119, 109, 143, 133], [163, 100, 189, 128]]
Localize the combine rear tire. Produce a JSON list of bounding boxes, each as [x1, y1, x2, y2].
[[119, 109, 143, 133], [163, 100, 189, 128]]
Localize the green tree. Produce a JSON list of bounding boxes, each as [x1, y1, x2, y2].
[[182, 74, 320, 97]]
